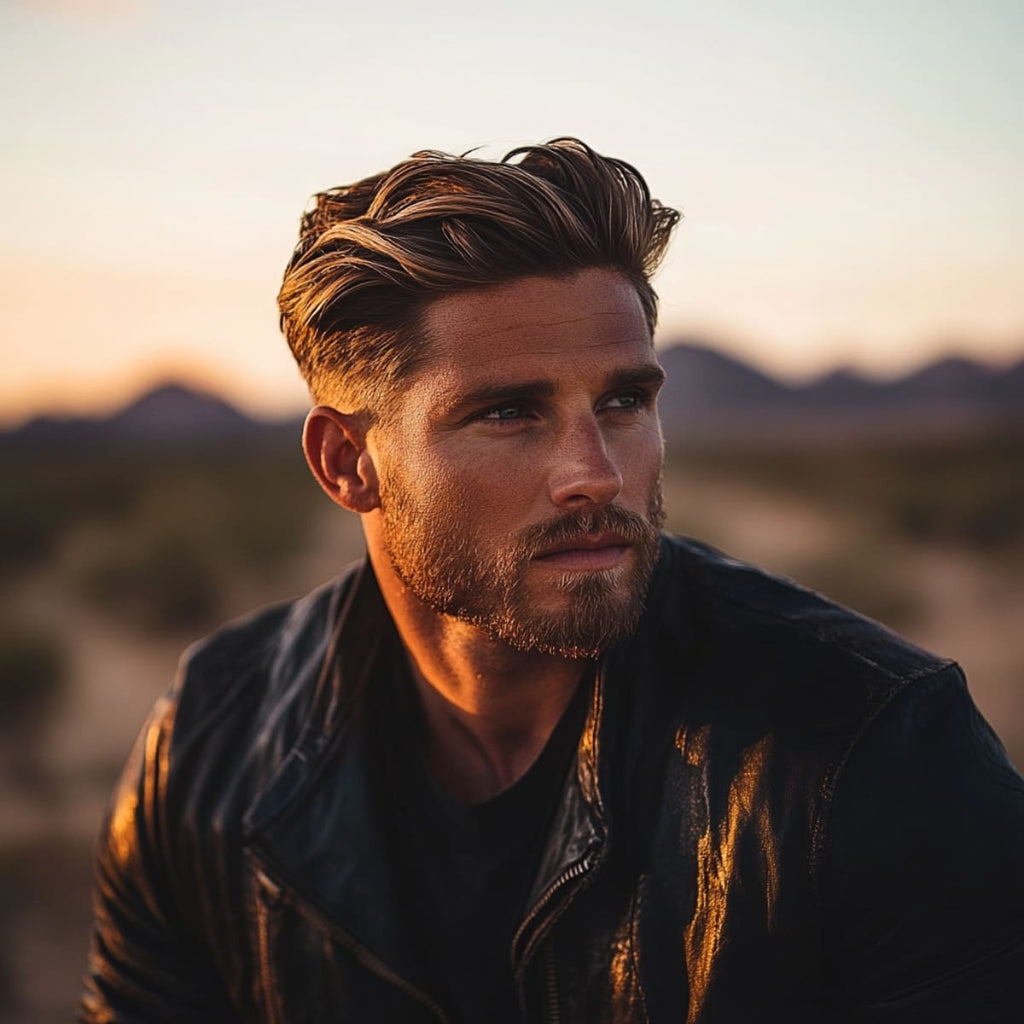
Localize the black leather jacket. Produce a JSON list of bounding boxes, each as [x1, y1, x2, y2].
[[82, 536, 1024, 1022]]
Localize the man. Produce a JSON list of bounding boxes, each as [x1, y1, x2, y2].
[[82, 139, 1024, 1022]]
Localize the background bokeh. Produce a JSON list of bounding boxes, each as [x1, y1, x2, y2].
[[1, 1, 1022, 1020]]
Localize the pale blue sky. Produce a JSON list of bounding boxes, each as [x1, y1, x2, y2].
[[2, 0, 1021, 420]]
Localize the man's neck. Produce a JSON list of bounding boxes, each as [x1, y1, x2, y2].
[[369, 550, 588, 804]]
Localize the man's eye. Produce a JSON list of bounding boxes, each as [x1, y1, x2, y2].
[[604, 391, 646, 411], [479, 405, 524, 421]]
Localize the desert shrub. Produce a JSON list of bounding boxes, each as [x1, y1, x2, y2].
[[2, 440, 320, 578], [0, 454, 140, 575], [7, 439, 324, 633], [76, 532, 222, 634], [0, 627, 68, 737], [666, 430, 1024, 555]]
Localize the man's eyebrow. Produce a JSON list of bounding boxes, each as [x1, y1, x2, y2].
[[444, 379, 558, 417], [606, 364, 667, 390]]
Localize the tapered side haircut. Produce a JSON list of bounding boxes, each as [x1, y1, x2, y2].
[[278, 137, 681, 413]]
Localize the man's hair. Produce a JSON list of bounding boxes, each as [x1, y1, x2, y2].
[[278, 137, 680, 412]]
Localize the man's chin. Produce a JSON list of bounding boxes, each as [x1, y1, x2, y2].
[[500, 615, 637, 661], [485, 548, 655, 658], [473, 617, 611, 661], [476, 585, 645, 660]]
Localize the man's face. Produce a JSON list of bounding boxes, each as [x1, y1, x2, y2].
[[367, 268, 666, 659]]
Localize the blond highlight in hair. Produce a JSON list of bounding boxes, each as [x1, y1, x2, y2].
[[278, 138, 681, 411]]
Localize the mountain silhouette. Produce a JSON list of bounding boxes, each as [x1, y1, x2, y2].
[[4, 343, 1022, 449], [655, 341, 1024, 438], [5, 383, 295, 449], [108, 384, 254, 439], [658, 342, 791, 404]]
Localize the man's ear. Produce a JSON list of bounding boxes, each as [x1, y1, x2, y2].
[[302, 406, 380, 514]]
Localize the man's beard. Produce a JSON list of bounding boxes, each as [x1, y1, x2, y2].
[[379, 478, 665, 659]]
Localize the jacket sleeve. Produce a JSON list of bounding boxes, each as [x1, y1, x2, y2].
[[822, 663, 1024, 1022], [79, 692, 241, 1023]]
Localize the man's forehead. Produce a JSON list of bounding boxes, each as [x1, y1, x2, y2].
[[417, 268, 654, 374]]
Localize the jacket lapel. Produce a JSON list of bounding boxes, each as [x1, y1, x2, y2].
[[243, 562, 435, 998]]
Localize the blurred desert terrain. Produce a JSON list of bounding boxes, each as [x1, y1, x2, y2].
[[1, 358, 1022, 1021]]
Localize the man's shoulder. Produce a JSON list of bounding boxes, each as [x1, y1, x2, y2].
[[182, 564, 360, 682], [655, 534, 952, 698], [165, 561, 365, 755], [640, 536, 981, 824]]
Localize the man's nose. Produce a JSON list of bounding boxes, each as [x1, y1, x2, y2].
[[547, 416, 624, 508]]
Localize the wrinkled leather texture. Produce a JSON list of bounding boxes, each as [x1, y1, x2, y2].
[[81, 536, 1024, 1022]]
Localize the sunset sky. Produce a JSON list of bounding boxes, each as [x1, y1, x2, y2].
[[2, 0, 1021, 424]]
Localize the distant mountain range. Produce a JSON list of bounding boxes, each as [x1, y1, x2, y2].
[[656, 342, 1024, 439], [4, 342, 1023, 449], [6, 383, 267, 447]]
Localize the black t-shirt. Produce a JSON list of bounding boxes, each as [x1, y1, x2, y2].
[[384, 657, 591, 1024]]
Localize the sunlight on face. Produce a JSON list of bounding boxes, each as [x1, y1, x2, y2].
[[373, 269, 667, 657]]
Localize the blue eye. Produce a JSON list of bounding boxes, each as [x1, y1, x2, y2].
[[604, 391, 649, 411], [607, 393, 639, 409], [479, 405, 524, 421]]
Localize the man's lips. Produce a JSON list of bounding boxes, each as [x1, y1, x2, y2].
[[533, 533, 632, 570]]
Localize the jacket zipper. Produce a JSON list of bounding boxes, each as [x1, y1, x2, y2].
[[543, 944, 560, 1024], [254, 867, 450, 1024], [511, 669, 609, 1020], [512, 854, 598, 1022], [513, 855, 594, 964]]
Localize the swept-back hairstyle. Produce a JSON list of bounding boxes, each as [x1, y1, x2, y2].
[[278, 138, 680, 412]]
